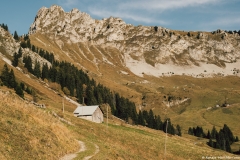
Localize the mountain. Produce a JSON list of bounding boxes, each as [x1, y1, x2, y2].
[[29, 5, 240, 78], [1, 5, 240, 158]]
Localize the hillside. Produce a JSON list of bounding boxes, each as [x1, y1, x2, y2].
[[0, 4, 240, 159], [0, 88, 78, 159], [0, 87, 238, 159], [27, 5, 240, 134]]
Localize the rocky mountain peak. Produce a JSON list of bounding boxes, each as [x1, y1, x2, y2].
[[29, 5, 240, 78]]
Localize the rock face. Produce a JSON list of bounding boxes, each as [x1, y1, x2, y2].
[[29, 5, 240, 77], [0, 26, 51, 68], [0, 27, 19, 56]]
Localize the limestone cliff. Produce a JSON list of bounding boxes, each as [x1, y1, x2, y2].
[[29, 5, 240, 77]]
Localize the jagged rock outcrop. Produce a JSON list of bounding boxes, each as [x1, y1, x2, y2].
[[0, 26, 51, 68], [29, 5, 240, 77], [0, 27, 19, 56]]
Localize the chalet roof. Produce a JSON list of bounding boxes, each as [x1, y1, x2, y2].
[[73, 105, 100, 116]]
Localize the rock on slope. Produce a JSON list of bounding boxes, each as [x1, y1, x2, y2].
[[29, 5, 240, 77]]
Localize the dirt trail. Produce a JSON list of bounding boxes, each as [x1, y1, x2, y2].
[[59, 140, 86, 160], [83, 144, 100, 160]]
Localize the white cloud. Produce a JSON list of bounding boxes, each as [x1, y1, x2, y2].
[[199, 16, 240, 31], [89, 7, 169, 25], [86, 0, 220, 27], [58, 0, 78, 8], [118, 0, 218, 11]]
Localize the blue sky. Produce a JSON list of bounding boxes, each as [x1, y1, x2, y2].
[[1, 0, 240, 35]]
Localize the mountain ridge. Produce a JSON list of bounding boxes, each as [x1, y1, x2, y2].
[[29, 5, 240, 78]]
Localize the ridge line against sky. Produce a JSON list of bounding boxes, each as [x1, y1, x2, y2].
[[0, 0, 240, 35]]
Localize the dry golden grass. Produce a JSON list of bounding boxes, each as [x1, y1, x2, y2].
[[27, 33, 240, 158], [58, 112, 237, 160], [0, 88, 78, 160]]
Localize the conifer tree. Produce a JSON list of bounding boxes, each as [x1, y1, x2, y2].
[[20, 82, 25, 90], [32, 45, 36, 52], [25, 86, 32, 94], [138, 110, 145, 126], [27, 39, 31, 48], [235, 136, 239, 142], [188, 127, 193, 135], [12, 52, 19, 67], [8, 69, 16, 88], [24, 34, 29, 41], [1, 64, 10, 87], [207, 130, 211, 139], [15, 84, 24, 98], [147, 109, 154, 128], [208, 138, 214, 147], [155, 115, 162, 130], [222, 124, 235, 144], [33, 60, 41, 78], [41, 63, 49, 80], [18, 48, 22, 58], [142, 110, 148, 124], [23, 56, 33, 73], [86, 85, 97, 105], [176, 124, 182, 136], [13, 31, 19, 40], [211, 126, 217, 139], [20, 41, 27, 48]]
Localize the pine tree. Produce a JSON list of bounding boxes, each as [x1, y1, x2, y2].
[[25, 86, 32, 94], [20, 82, 25, 90], [1, 64, 10, 87], [211, 126, 217, 139], [86, 85, 97, 105], [138, 110, 145, 126], [207, 130, 211, 139], [163, 118, 175, 135], [236, 136, 239, 142], [33, 60, 41, 78], [147, 109, 154, 128], [24, 34, 29, 41], [208, 138, 214, 147], [222, 124, 235, 144], [27, 39, 31, 48], [15, 84, 24, 98], [1, 23, 8, 31], [188, 127, 193, 135], [32, 45, 36, 52], [20, 41, 27, 48], [23, 56, 33, 73], [142, 110, 148, 126], [8, 69, 16, 88], [12, 52, 19, 67], [155, 115, 162, 130], [176, 124, 182, 136], [17, 48, 22, 58], [41, 63, 49, 80], [225, 139, 231, 153], [13, 31, 19, 40]]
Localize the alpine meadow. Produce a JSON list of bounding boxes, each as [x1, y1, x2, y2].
[[0, 4, 240, 160]]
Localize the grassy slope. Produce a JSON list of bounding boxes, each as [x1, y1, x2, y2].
[[61, 111, 237, 160], [27, 34, 240, 156], [0, 61, 239, 159], [0, 88, 78, 160]]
